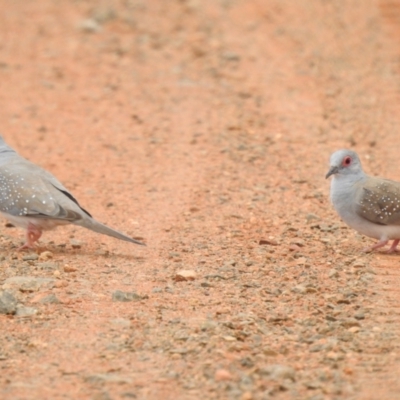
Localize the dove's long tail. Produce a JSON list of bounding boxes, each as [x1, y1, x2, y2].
[[76, 218, 145, 246]]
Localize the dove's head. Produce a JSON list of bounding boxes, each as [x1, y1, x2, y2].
[[325, 149, 365, 180]]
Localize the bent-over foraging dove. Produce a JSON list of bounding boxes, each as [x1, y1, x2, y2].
[[0, 135, 145, 249], [326, 149, 400, 253]]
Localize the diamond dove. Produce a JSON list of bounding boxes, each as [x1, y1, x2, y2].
[[0, 135, 145, 249], [326, 149, 400, 253]]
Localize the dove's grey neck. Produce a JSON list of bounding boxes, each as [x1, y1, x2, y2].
[[330, 171, 366, 221], [331, 169, 367, 195]]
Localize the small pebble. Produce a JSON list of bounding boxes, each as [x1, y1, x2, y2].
[[259, 239, 278, 246], [16, 305, 37, 317], [329, 269, 339, 278], [64, 265, 78, 273], [0, 290, 17, 314], [70, 239, 83, 249], [40, 294, 60, 304], [215, 369, 233, 381], [241, 392, 253, 400], [79, 18, 101, 33], [174, 270, 197, 282], [38, 251, 53, 260], [112, 290, 148, 302], [258, 364, 296, 381], [54, 280, 68, 288]]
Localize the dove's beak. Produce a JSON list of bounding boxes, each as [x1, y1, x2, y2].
[[325, 166, 339, 179]]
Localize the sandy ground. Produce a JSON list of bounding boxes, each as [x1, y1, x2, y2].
[[1, 0, 400, 399]]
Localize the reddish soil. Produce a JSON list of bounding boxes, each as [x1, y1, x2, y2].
[[1, 1, 400, 399]]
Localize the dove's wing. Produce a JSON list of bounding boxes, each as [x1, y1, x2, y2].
[[355, 177, 400, 226], [0, 159, 90, 222]]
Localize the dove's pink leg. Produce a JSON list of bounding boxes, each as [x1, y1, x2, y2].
[[387, 239, 400, 253], [363, 240, 388, 253], [18, 223, 42, 250]]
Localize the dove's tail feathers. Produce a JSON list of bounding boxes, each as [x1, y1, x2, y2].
[[76, 218, 146, 246]]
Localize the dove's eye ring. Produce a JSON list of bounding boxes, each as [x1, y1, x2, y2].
[[342, 156, 352, 167]]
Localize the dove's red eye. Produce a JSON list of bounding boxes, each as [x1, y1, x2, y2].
[[342, 156, 352, 167]]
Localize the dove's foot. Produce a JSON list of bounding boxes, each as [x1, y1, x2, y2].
[[363, 240, 388, 253], [386, 239, 400, 253], [18, 223, 42, 251]]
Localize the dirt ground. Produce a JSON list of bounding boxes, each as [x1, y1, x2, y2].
[[1, 0, 400, 399]]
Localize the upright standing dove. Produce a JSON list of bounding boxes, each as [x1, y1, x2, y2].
[[326, 149, 400, 253], [0, 135, 145, 249]]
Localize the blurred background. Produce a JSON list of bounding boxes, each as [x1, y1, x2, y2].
[[1, 1, 400, 399]]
